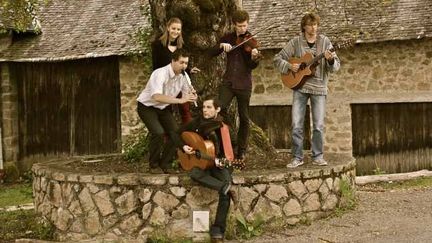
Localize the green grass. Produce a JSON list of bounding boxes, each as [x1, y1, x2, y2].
[[377, 177, 432, 190], [333, 179, 357, 217], [0, 209, 55, 241], [0, 183, 33, 208]]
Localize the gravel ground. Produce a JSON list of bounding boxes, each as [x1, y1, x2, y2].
[[228, 184, 432, 243]]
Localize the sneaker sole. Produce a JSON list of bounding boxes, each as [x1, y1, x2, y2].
[[287, 162, 304, 168], [312, 162, 328, 166]]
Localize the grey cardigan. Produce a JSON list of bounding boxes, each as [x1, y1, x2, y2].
[[273, 34, 340, 95]]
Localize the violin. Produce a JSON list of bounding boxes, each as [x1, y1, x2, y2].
[[231, 32, 262, 60], [235, 32, 259, 53]]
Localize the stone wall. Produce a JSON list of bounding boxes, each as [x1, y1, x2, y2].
[[32, 154, 356, 241], [118, 56, 150, 145], [250, 38, 432, 154]]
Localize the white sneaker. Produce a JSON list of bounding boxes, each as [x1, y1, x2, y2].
[[287, 158, 304, 168], [312, 158, 328, 166]]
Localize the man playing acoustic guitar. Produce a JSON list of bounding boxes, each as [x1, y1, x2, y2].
[[273, 13, 340, 168], [176, 98, 239, 243]]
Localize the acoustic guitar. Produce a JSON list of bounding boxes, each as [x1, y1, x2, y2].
[[281, 40, 352, 89], [177, 131, 245, 171]]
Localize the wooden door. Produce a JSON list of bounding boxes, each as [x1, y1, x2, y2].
[[14, 57, 121, 159]]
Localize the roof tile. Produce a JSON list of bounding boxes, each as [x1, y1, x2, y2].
[[243, 0, 432, 49], [0, 0, 149, 61]]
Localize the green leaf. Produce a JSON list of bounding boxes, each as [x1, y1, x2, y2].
[[236, 214, 247, 228]]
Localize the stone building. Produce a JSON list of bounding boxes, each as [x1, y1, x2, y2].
[[243, 0, 432, 174], [0, 0, 150, 177], [0, 0, 431, 177]]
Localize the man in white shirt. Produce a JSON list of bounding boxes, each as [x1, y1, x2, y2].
[[137, 49, 197, 173]]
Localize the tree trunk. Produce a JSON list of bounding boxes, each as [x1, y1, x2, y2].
[[148, 0, 277, 159], [149, 0, 237, 99]]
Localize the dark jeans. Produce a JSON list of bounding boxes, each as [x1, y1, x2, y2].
[[137, 102, 178, 169], [189, 167, 232, 237], [218, 84, 251, 155]]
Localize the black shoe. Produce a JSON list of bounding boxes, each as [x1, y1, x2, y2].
[[237, 152, 246, 161], [148, 167, 164, 174], [210, 237, 224, 243], [161, 167, 179, 174]]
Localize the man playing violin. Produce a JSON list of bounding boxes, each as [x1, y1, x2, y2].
[[175, 98, 238, 243], [273, 13, 340, 168], [209, 9, 261, 160]]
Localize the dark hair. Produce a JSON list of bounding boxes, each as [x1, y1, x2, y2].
[[203, 98, 221, 109], [301, 13, 320, 32], [232, 10, 249, 24], [171, 49, 190, 61]]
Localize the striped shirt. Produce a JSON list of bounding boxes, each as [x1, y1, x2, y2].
[[273, 34, 340, 95]]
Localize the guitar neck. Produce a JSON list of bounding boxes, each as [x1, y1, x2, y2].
[[306, 52, 325, 66], [195, 152, 244, 170], [306, 46, 337, 66], [198, 152, 215, 162]]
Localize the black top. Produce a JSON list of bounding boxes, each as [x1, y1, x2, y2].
[[151, 39, 174, 71], [151, 39, 192, 73], [208, 31, 259, 90]]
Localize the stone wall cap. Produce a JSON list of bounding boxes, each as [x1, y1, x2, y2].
[[31, 153, 355, 185]]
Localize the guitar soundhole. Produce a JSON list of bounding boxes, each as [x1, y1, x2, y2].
[[300, 62, 307, 70]]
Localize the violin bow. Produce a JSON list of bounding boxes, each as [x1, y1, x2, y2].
[[230, 22, 280, 52]]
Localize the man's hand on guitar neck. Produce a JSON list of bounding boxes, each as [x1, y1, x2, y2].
[[324, 49, 336, 61], [215, 158, 224, 169], [182, 145, 195, 155]]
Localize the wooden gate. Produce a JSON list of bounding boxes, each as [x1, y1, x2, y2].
[[249, 105, 311, 150], [352, 103, 432, 175], [13, 57, 121, 159]]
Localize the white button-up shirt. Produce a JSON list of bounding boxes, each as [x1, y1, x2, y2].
[[137, 64, 191, 110]]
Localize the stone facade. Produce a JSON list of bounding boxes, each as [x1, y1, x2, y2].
[[2, 38, 431, 171], [118, 56, 150, 144], [32, 154, 356, 241], [250, 38, 432, 154]]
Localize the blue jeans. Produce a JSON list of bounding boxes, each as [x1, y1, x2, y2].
[[291, 90, 326, 161]]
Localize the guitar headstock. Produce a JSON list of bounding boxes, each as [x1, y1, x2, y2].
[[334, 39, 355, 50], [232, 159, 245, 170], [220, 158, 246, 170]]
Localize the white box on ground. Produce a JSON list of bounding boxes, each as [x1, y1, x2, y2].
[[192, 210, 209, 232]]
